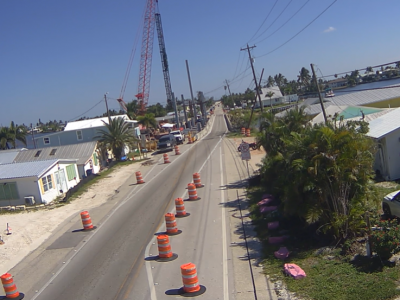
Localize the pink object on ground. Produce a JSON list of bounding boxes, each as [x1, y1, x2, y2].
[[268, 236, 286, 244], [257, 198, 273, 206], [268, 221, 279, 230], [284, 263, 306, 279], [260, 206, 278, 213], [274, 247, 289, 259]]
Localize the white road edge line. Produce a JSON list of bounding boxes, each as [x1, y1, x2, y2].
[[220, 146, 229, 300]]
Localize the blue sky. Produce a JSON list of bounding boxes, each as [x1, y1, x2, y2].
[[1, 0, 400, 126]]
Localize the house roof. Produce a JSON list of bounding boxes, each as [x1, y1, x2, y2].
[[64, 115, 130, 131], [0, 159, 59, 180], [260, 87, 283, 100], [0, 149, 25, 165], [13, 141, 97, 165], [367, 107, 400, 138]]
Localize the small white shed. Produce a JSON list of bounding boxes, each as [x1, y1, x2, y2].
[[0, 159, 80, 207], [367, 108, 400, 180]]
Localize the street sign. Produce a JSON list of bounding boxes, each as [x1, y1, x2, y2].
[[240, 142, 251, 161]]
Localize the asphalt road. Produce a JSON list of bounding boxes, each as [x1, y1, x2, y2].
[[14, 107, 237, 300]]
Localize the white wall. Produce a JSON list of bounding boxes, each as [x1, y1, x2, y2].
[[382, 129, 400, 180], [0, 177, 40, 206]]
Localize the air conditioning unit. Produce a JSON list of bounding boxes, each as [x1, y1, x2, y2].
[[24, 196, 35, 206]]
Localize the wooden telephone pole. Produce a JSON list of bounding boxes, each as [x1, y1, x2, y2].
[[241, 44, 263, 112]]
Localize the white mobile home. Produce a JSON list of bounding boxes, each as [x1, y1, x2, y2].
[[0, 159, 80, 207]]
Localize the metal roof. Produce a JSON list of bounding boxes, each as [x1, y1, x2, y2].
[[64, 115, 131, 131], [14, 141, 97, 165], [0, 149, 25, 165], [367, 107, 400, 138], [0, 159, 59, 180]]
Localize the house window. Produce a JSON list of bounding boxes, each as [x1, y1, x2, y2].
[[76, 130, 83, 141], [0, 182, 19, 201], [34, 150, 42, 157], [44, 137, 50, 145], [50, 149, 57, 156], [93, 153, 98, 166], [66, 164, 77, 181], [41, 175, 53, 192]]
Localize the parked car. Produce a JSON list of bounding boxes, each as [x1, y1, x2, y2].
[[157, 134, 176, 152], [170, 130, 185, 144], [382, 190, 400, 217]]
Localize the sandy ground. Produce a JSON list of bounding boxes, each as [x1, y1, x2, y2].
[[0, 162, 142, 275], [0, 136, 267, 276]]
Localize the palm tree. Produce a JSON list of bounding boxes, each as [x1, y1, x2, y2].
[[94, 117, 137, 161], [273, 73, 286, 94], [297, 67, 311, 92], [126, 100, 139, 120], [8, 121, 27, 148], [265, 91, 275, 108], [265, 75, 275, 88], [0, 127, 11, 149], [365, 66, 373, 73], [137, 113, 157, 130]]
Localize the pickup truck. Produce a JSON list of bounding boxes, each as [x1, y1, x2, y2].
[[170, 130, 185, 144], [157, 134, 176, 152]]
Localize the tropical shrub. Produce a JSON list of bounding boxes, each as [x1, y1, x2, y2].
[[369, 219, 400, 259]]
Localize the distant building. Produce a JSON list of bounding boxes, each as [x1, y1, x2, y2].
[[327, 78, 347, 89]]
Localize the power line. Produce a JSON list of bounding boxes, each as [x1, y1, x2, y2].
[[252, 0, 294, 44], [318, 61, 400, 79], [257, 0, 338, 58], [247, 0, 279, 44], [67, 99, 104, 121], [254, 0, 310, 45]]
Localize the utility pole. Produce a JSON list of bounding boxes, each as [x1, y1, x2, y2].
[[104, 93, 111, 124], [181, 95, 188, 125], [241, 44, 263, 112], [310, 63, 327, 124], [225, 79, 234, 108], [185, 60, 197, 127], [248, 68, 264, 129]]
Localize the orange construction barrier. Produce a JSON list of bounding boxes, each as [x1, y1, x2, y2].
[[180, 263, 206, 295], [192, 173, 204, 188], [163, 153, 170, 164], [165, 213, 181, 235], [135, 171, 145, 184], [174, 145, 181, 155], [241, 127, 246, 135], [187, 183, 200, 200], [175, 198, 189, 218], [1, 273, 23, 299], [80, 211, 95, 231], [156, 234, 178, 261], [245, 128, 251, 137]]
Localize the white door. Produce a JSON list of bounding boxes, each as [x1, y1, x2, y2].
[[55, 169, 68, 194]]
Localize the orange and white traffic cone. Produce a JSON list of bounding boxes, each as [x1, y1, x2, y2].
[[1, 273, 24, 299], [155, 234, 178, 262], [192, 173, 204, 188], [187, 183, 200, 201], [175, 198, 189, 218], [163, 153, 170, 164], [179, 263, 206, 296], [135, 171, 145, 184], [174, 145, 181, 155], [165, 213, 181, 235], [80, 211, 96, 231]]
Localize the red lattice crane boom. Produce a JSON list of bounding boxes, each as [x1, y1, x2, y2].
[[136, 0, 157, 114]]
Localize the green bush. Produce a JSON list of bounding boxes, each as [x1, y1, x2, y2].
[[369, 219, 400, 259]]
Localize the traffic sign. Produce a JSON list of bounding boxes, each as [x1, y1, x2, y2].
[[240, 142, 251, 161]]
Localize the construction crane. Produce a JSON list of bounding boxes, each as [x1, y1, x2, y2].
[[119, 0, 177, 118], [136, 0, 157, 115]]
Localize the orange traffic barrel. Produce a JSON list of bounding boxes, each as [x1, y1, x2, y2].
[[245, 128, 251, 137], [163, 153, 170, 164], [180, 263, 206, 296], [174, 145, 181, 155], [241, 127, 246, 135], [192, 173, 204, 188], [187, 183, 200, 201], [135, 171, 145, 184], [187, 135, 192, 144], [80, 211, 96, 231], [156, 234, 178, 262], [165, 213, 181, 235], [175, 198, 189, 218], [1, 273, 24, 299]]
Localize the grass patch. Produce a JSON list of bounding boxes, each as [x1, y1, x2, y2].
[[247, 185, 400, 300]]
